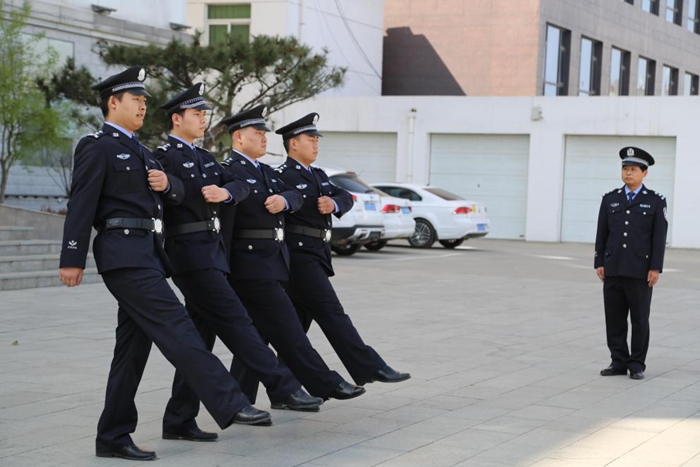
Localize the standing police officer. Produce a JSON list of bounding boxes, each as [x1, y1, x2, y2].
[[274, 113, 411, 386], [59, 68, 270, 461], [219, 105, 366, 402], [156, 84, 323, 442], [595, 146, 668, 380]]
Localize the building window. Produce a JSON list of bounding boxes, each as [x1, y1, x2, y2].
[[543, 24, 571, 96], [623, 0, 634, 4], [637, 57, 656, 95], [688, 0, 700, 32], [684, 72, 699, 95], [664, 0, 682, 24], [610, 47, 631, 96], [579, 37, 602, 96], [662, 65, 679, 95], [207, 4, 251, 45], [642, 0, 660, 14]]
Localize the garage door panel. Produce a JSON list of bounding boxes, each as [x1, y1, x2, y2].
[[430, 134, 530, 240], [562, 136, 675, 243], [319, 132, 397, 183]]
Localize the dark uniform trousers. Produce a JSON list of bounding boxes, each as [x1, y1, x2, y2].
[[59, 127, 252, 453], [276, 159, 386, 385], [221, 151, 343, 402], [595, 185, 667, 374], [155, 139, 300, 430]]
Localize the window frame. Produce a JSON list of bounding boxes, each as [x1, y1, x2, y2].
[[664, 0, 682, 24], [610, 47, 631, 96], [642, 0, 660, 15], [206, 3, 251, 45], [684, 72, 699, 95], [688, 0, 700, 33], [578, 37, 603, 96], [638, 57, 657, 95], [543, 24, 571, 96]]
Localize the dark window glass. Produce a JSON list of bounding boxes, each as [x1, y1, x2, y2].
[[643, 0, 660, 14], [665, 0, 682, 24], [638, 57, 656, 95], [329, 174, 374, 194], [610, 47, 631, 95], [689, 0, 700, 32], [424, 187, 464, 201], [543, 24, 571, 95], [662, 65, 679, 95], [579, 37, 602, 96], [684, 72, 699, 95]]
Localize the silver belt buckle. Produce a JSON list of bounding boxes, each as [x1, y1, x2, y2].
[[212, 217, 221, 233], [323, 229, 331, 242], [152, 218, 164, 234], [274, 228, 285, 242]]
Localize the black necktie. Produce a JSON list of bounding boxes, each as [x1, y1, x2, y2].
[[132, 134, 144, 157], [627, 191, 635, 203]]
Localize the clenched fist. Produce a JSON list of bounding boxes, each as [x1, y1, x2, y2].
[[265, 195, 287, 214], [318, 196, 336, 214], [202, 185, 230, 203], [148, 169, 170, 192]]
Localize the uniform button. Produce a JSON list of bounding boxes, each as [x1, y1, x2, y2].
[[643, 212, 646, 215], [248, 245, 253, 250], [254, 190, 258, 193], [213, 210, 217, 215], [214, 172, 218, 175], [203, 174, 207, 178], [124, 229, 130, 235], [126, 166, 131, 171], [279, 221, 282, 225], [303, 194, 306, 198], [269, 189, 273, 193], [144, 165, 148, 170], [298, 242, 303, 246], [626, 210, 630, 214], [191, 174, 195, 178], [646, 255, 649, 259], [157, 204, 161, 210], [623, 232, 627, 236], [623, 244, 627, 248], [625, 221, 629, 225]]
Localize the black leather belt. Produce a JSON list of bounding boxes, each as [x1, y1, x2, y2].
[[102, 217, 164, 234], [235, 228, 285, 242], [286, 224, 332, 242], [165, 218, 220, 238]]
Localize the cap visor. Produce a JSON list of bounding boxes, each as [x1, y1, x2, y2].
[[622, 161, 648, 169], [252, 123, 271, 132], [308, 130, 323, 137], [128, 88, 153, 98], [194, 103, 212, 111]]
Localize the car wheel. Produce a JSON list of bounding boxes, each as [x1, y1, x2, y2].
[[439, 239, 464, 249], [409, 219, 436, 248], [332, 243, 361, 256], [363, 240, 387, 251]]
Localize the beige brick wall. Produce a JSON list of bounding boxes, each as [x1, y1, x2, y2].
[[384, 0, 541, 96]]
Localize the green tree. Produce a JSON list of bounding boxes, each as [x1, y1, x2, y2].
[[95, 32, 346, 153], [0, 0, 66, 203]]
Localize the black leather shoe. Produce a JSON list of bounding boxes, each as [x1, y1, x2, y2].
[[328, 381, 366, 400], [370, 365, 411, 383], [232, 405, 272, 426], [600, 365, 627, 376], [271, 388, 323, 411], [630, 371, 645, 380], [163, 426, 218, 442], [96, 444, 156, 461]]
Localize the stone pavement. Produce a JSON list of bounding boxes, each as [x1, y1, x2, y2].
[[2, 239, 700, 467]]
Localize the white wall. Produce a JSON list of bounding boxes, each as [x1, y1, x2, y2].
[[273, 96, 700, 249], [186, 0, 384, 96], [39, 0, 185, 29]]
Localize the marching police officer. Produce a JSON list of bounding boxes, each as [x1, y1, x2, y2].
[[156, 85, 323, 442], [219, 105, 366, 402], [595, 146, 668, 380], [274, 113, 411, 385], [59, 68, 270, 461]]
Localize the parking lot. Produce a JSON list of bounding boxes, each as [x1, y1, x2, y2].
[[2, 239, 700, 466]]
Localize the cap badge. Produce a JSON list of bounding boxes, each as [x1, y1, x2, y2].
[[138, 68, 146, 81], [116, 154, 130, 160], [198, 84, 204, 95], [262, 106, 268, 115], [313, 114, 319, 124], [627, 148, 634, 156]]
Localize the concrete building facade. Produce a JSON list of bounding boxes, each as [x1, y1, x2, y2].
[[383, 0, 700, 97]]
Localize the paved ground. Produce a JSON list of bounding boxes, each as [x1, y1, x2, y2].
[[2, 239, 700, 467]]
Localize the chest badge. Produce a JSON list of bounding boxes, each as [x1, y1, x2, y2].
[[640, 204, 651, 208], [183, 162, 195, 168], [296, 183, 307, 190], [321, 182, 329, 186], [116, 154, 131, 160], [610, 202, 619, 207], [204, 161, 215, 168], [246, 178, 257, 184]]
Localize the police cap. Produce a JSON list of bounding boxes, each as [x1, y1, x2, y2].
[[221, 104, 271, 133], [275, 113, 323, 141], [160, 82, 212, 115], [619, 146, 655, 169], [91, 66, 152, 100]]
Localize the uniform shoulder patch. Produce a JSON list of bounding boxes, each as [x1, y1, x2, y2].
[[221, 158, 233, 167], [602, 189, 617, 197], [87, 130, 104, 139], [195, 146, 210, 153], [311, 165, 325, 173], [156, 143, 171, 152], [274, 163, 288, 173]]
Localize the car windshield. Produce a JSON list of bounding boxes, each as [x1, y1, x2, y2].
[[330, 174, 374, 194], [424, 187, 464, 200]]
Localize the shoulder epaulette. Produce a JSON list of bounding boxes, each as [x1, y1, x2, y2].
[[87, 130, 105, 139], [195, 146, 210, 153], [274, 163, 288, 173], [221, 157, 234, 167], [157, 143, 171, 152], [311, 165, 325, 173], [602, 189, 618, 197]]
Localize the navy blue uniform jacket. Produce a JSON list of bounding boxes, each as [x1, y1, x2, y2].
[[60, 125, 183, 274], [594, 185, 668, 279], [220, 151, 303, 282], [275, 159, 353, 276], [156, 136, 249, 275]]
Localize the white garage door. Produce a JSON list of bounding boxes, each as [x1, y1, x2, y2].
[[429, 134, 530, 239], [317, 132, 397, 183], [561, 136, 675, 243]]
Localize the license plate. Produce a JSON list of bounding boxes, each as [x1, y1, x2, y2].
[[364, 202, 377, 211], [477, 224, 486, 232], [368, 232, 381, 241], [401, 206, 411, 214]]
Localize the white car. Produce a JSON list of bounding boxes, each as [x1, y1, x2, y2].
[[323, 168, 385, 256], [363, 188, 415, 251], [372, 183, 490, 248]]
